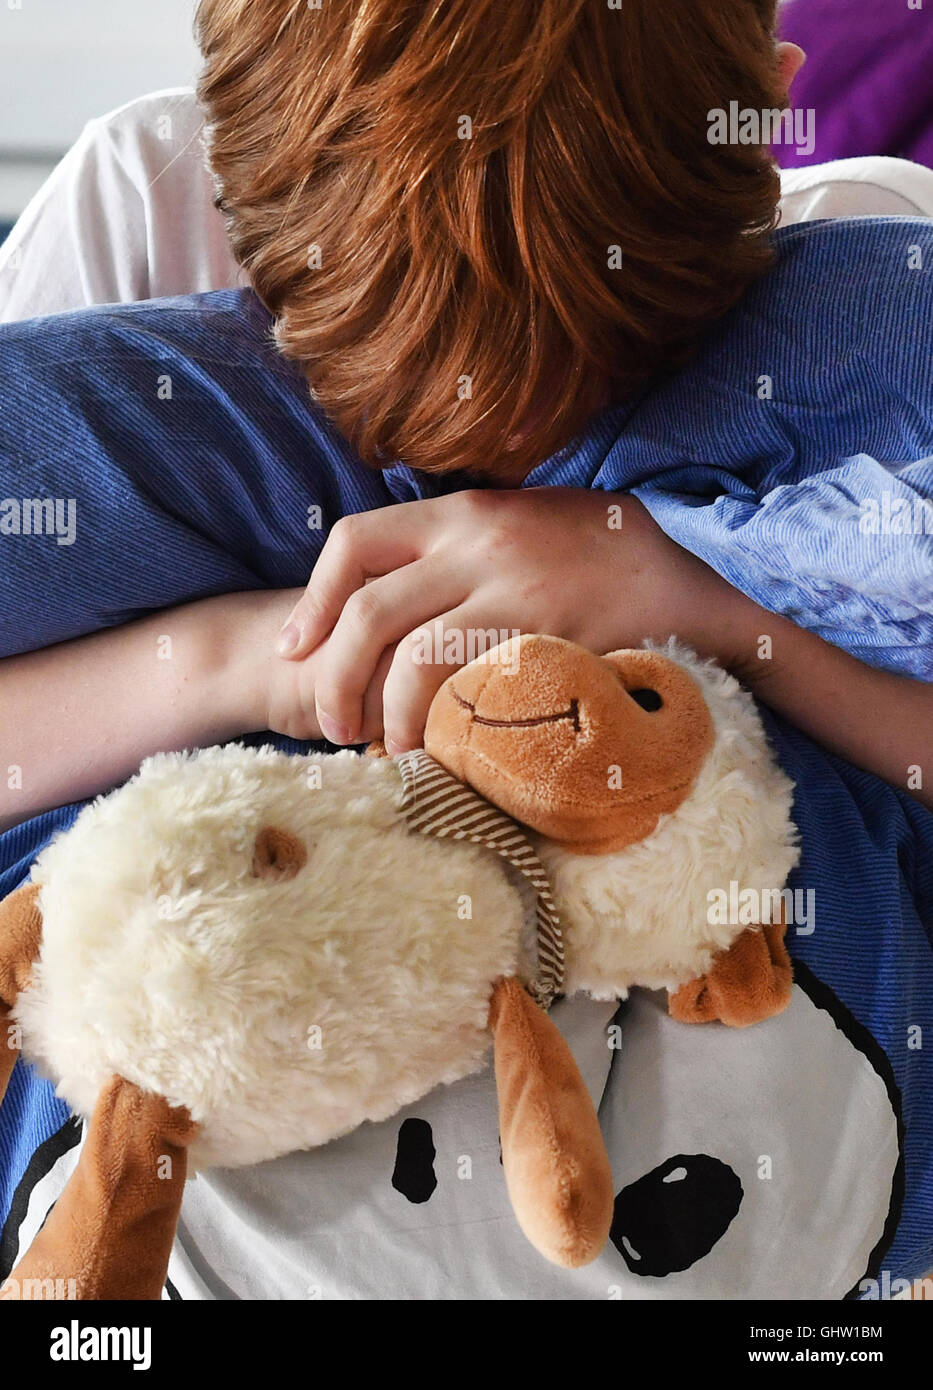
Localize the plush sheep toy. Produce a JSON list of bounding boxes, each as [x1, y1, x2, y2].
[[0, 635, 798, 1299]]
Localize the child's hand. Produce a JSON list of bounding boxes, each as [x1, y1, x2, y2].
[[274, 489, 758, 754], [235, 588, 389, 744]]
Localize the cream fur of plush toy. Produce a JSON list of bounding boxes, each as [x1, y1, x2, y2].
[[19, 745, 527, 1167], [537, 646, 799, 999], [15, 637, 796, 1167], [0, 634, 799, 1291]]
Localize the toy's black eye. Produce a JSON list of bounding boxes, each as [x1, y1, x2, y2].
[[629, 688, 663, 712]]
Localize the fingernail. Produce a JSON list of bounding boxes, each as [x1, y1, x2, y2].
[[319, 713, 352, 746], [384, 738, 403, 757], [277, 622, 301, 657]]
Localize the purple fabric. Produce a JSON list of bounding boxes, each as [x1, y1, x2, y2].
[[777, 0, 933, 169]]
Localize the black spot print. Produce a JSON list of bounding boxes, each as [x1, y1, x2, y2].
[[610, 1153, 742, 1277], [391, 1118, 438, 1204]]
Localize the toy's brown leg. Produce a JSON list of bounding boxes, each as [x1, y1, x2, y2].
[[1, 1076, 197, 1301], [669, 913, 793, 1027], [489, 976, 614, 1268], [0, 882, 43, 1106]]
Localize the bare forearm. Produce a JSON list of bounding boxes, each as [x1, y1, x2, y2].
[[730, 605, 932, 808], [0, 590, 293, 830]]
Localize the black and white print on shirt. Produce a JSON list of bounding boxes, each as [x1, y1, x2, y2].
[[1, 967, 901, 1301]]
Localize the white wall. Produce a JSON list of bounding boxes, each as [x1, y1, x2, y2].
[[0, 0, 201, 219]]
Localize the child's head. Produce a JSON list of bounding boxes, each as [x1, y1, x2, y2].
[[197, 0, 790, 480]]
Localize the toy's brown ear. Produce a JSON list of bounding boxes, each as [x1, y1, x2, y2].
[[0, 887, 197, 1301], [1, 1075, 197, 1301], [668, 915, 793, 1027], [489, 976, 614, 1267], [0, 882, 43, 1108]]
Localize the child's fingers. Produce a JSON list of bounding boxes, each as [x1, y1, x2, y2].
[[312, 559, 468, 745], [382, 605, 480, 755], [277, 505, 428, 660], [358, 645, 396, 744]]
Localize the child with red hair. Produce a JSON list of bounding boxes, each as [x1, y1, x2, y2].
[[0, 1, 930, 1300]]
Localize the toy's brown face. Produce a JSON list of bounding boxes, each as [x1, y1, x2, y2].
[[424, 635, 714, 854]]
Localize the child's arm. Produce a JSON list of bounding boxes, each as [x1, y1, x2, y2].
[[730, 614, 932, 809], [4, 492, 928, 831], [277, 488, 933, 808], [0, 588, 310, 831]]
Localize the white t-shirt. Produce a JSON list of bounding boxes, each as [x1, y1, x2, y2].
[[0, 89, 245, 317], [0, 91, 921, 1300]]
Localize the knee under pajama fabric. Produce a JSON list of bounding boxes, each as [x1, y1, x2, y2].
[[0, 217, 931, 1296]]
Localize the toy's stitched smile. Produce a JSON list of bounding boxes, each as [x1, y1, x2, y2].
[[451, 688, 581, 732]]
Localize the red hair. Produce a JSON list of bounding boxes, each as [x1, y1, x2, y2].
[[197, 0, 783, 478]]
